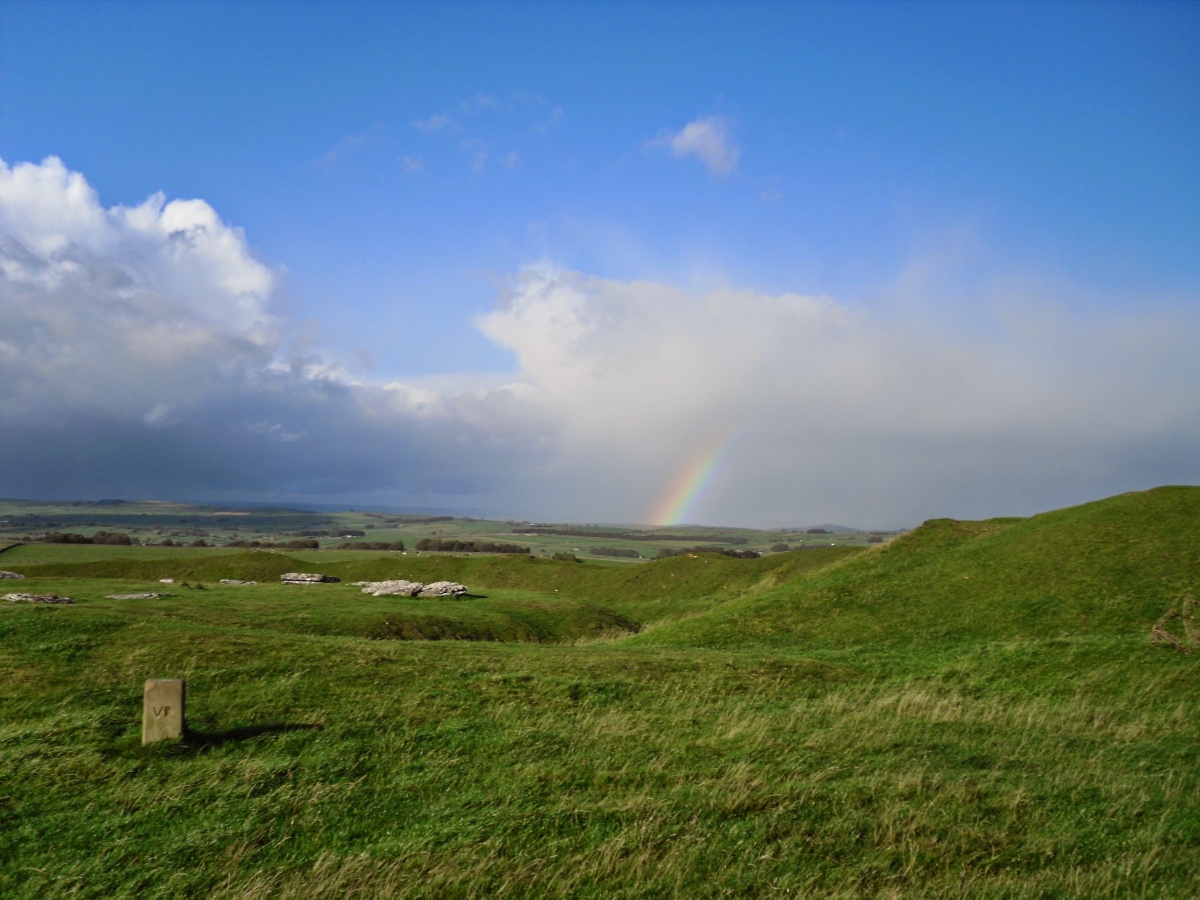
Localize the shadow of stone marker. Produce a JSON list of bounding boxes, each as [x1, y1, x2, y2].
[[143, 679, 186, 744]]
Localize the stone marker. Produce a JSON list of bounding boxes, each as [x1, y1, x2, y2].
[[143, 679, 186, 744], [108, 592, 171, 600]]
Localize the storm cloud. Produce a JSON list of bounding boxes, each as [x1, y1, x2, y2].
[[2, 157, 1197, 526], [0, 157, 549, 506]]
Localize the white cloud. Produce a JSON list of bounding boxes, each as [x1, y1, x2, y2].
[[400, 156, 424, 173], [759, 184, 782, 204], [415, 94, 560, 174], [2, 157, 1197, 526], [143, 403, 176, 428], [0, 157, 546, 503], [245, 420, 305, 443], [414, 113, 459, 134], [461, 93, 502, 114], [318, 133, 367, 167], [532, 106, 565, 134], [476, 268, 1200, 525], [652, 116, 740, 176]]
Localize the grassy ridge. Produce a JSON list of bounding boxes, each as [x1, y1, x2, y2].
[[2, 487, 1198, 896], [637, 485, 1200, 650]]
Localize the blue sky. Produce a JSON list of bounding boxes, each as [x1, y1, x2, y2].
[[1, 1, 1198, 526]]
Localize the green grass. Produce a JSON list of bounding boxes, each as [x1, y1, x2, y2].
[[2, 487, 1198, 897], [635, 485, 1200, 651], [1, 543, 232, 564]]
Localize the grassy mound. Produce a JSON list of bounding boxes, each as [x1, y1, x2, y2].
[[636, 485, 1200, 650]]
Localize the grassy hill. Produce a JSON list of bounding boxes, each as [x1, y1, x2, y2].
[[1, 487, 1197, 897], [635, 485, 1200, 651]]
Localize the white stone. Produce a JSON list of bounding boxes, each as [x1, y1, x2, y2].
[[4, 592, 74, 604], [418, 581, 469, 598], [361, 579, 425, 596]]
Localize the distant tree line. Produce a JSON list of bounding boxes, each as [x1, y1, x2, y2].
[[415, 538, 530, 554], [363, 514, 454, 525], [590, 547, 641, 558], [41, 531, 133, 545], [226, 539, 320, 550], [655, 546, 761, 560], [335, 541, 407, 551]]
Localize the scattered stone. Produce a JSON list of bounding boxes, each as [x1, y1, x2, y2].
[[219, 579, 257, 585], [358, 579, 469, 597], [108, 593, 171, 600], [0, 571, 25, 579], [281, 572, 340, 584], [143, 679, 185, 744], [418, 581, 469, 598], [4, 592, 74, 604], [361, 579, 425, 597], [159, 578, 175, 584]]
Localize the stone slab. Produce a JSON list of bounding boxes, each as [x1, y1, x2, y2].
[[361, 579, 425, 596], [4, 592, 73, 604], [143, 679, 186, 744]]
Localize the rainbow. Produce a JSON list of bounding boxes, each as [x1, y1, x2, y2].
[[647, 431, 738, 526]]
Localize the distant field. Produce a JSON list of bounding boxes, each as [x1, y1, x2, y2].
[[1, 543, 235, 564], [2, 487, 1197, 897], [0, 498, 894, 562]]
